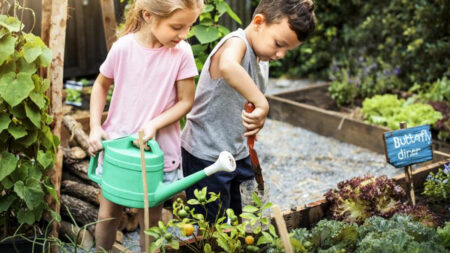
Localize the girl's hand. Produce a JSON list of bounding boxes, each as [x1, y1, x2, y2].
[[141, 121, 157, 143], [242, 107, 267, 137], [88, 125, 109, 156]]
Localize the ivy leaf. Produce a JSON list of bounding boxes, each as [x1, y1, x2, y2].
[[17, 57, 38, 74], [8, 123, 27, 139], [17, 209, 35, 225], [43, 182, 58, 202], [22, 34, 43, 63], [14, 179, 44, 209], [37, 150, 53, 169], [41, 79, 50, 92], [39, 47, 52, 67], [0, 35, 17, 65], [193, 25, 220, 44], [18, 129, 37, 147], [27, 160, 42, 180], [0, 72, 34, 107], [0, 194, 16, 212], [0, 15, 22, 32], [29, 91, 46, 109], [0, 113, 11, 132], [25, 102, 41, 128]]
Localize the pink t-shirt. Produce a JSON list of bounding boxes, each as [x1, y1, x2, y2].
[[99, 33, 198, 171]]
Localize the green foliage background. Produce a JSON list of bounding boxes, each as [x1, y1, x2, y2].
[[270, 0, 450, 87]]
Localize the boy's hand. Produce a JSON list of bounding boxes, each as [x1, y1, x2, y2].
[[242, 107, 267, 136], [88, 125, 109, 156]]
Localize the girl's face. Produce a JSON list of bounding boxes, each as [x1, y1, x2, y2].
[[145, 8, 200, 48]]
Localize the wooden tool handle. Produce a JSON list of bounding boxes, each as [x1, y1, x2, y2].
[[272, 205, 293, 253], [138, 130, 150, 253]]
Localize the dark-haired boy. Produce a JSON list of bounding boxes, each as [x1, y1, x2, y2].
[[182, 0, 316, 222]]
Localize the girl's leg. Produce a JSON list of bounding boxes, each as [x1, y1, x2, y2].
[[138, 205, 163, 252], [95, 194, 123, 251]]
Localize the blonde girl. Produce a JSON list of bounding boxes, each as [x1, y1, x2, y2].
[[88, 0, 203, 251]]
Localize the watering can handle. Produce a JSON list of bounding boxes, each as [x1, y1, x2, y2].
[[88, 154, 102, 184], [132, 137, 159, 152]]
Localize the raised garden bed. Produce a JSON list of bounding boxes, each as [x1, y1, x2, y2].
[[266, 83, 450, 162], [279, 158, 450, 231]]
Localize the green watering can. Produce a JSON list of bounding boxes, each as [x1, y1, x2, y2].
[[88, 135, 236, 208]]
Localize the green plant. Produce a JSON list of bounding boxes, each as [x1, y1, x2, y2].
[[361, 94, 443, 130], [188, 0, 242, 71], [146, 187, 287, 253], [423, 163, 450, 203], [324, 175, 406, 224], [0, 8, 59, 238]]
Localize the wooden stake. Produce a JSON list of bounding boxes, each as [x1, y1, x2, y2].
[[138, 130, 150, 253], [272, 205, 293, 253], [40, 0, 52, 78], [99, 0, 118, 51], [400, 122, 416, 205], [46, 0, 68, 251]]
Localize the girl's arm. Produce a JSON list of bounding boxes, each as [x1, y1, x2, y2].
[[88, 74, 113, 155], [141, 77, 195, 141], [216, 38, 269, 136]]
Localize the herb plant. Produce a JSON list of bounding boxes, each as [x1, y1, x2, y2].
[[423, 163, 450, 203]]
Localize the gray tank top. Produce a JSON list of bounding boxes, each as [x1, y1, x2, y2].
[[181, 28, 269, 161]]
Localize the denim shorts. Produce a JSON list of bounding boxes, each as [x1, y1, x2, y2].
[[181, 148, 254, 223]]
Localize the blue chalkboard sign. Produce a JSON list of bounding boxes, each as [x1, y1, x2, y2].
[[383, 125, 433, 168]]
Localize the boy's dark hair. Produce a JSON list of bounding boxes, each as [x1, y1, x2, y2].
[[254, 0, 316, 42]]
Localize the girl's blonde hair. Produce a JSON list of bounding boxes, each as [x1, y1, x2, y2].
[[121, 0, 203, 36]]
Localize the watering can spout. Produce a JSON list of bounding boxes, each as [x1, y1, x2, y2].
[[151, 151, 236, 207]]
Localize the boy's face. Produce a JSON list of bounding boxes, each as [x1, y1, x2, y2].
[[251, 15, 301, 61]]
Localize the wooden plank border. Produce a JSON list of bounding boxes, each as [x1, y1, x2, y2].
[[266, 86, 450, 161]]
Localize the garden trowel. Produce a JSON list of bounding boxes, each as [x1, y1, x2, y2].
[[244, 101, 265, 193]]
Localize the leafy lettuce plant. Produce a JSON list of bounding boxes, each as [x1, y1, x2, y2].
[[324, 175, 406, 224], [423, 163, 450, 203], [0, 11, 59, 237], [361, 94, 443, 130]]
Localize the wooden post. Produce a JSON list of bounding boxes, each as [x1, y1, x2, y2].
[[400, 122, 416, 205], [139, 130, 150, 253], [99, 0, 118, 51], [40, 0, 52, 78], [272, 205, 293, 253], [47, 0, 68, 250]]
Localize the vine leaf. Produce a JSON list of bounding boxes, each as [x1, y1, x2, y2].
[[0, 112, 11, 132], [0, 72, 34, 107], [0, 151, 18, 181], [17, 209, 35, 225], [25, 101, 41, 128], [23, 34, 44, 63], [0, 35, 17, 65], [8, 123, 27, 139], [14, 179, 44, 210], [37, 150, 53, 169], [29, 91, 46, 109], [0, 195, 16, 212], [0, 15, 22, 32]]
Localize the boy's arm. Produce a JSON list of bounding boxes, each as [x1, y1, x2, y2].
[[141, 77, 195, 141], [217, 38, 269, 135]]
